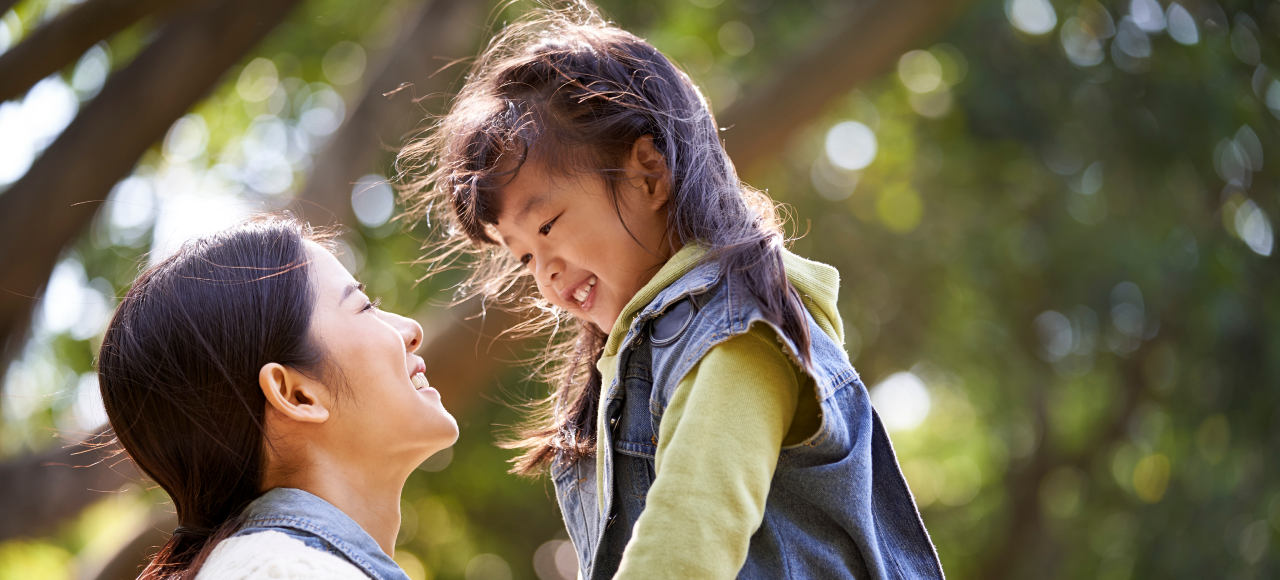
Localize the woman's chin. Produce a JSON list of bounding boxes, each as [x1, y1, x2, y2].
[[415, 412, 459, 453]]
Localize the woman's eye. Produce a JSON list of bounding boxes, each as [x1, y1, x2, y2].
[[362, 297, 381, 312], [520, 253, 533, 267], [539, 216, 558, 236]]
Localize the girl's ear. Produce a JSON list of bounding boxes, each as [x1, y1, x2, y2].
[[259, 362, 331, 424], [631, 135, 670, 209]]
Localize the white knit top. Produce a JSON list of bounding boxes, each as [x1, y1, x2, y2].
[[195, 530, 369, 580]]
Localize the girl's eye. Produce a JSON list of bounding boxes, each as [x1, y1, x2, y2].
[[539, 216, 558, 236], [362, 297, 381, 312], [520, 253, 533, 267]]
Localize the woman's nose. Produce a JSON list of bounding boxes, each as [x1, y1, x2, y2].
[[388, 312, 424, 352]]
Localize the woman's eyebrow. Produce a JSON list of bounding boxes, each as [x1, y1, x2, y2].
[[340, 282, 365, 304]]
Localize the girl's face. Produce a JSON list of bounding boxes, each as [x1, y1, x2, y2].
[[493, 139, 673, 333], [302, 241, 458, 469]]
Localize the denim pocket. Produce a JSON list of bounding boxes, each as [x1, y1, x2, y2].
[[613, 439, 657, 503]]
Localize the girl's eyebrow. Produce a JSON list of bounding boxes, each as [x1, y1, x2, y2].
[[514, 193, 549, 223]]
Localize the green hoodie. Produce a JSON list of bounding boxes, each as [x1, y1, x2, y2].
[[594, 245, 843, 579]]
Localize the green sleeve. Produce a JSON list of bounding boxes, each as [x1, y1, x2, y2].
[[612, 324, 802, 580]]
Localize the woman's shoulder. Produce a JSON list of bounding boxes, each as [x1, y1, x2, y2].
[[196, 530, 368, 580]]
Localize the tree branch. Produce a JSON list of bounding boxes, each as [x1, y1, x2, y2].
[[718, 0, 968, 172], [296, 0, 480, 227], [82, 510, 177, 580], [0, 0, 19, 19], [0, 0, 204, 104], [0, 0, 304, 383], [0, 434, 139, 542]]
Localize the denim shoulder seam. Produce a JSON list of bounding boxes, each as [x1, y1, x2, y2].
[[240, 516, 377, 576]]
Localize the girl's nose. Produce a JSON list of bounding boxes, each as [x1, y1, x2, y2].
[[538, 253, 564, 284]]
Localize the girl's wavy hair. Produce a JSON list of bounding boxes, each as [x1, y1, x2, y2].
[[397, 1, 810, 475]]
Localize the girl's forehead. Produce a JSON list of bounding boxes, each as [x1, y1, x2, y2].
[[493, 162, 556, 223]]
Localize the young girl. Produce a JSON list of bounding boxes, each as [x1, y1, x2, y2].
[[98, 215, 457, 579], [400, 4, 944, 578]]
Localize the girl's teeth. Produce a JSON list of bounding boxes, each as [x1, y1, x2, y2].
[[573, 276, 597, 304], [411, 373, 429, 390]]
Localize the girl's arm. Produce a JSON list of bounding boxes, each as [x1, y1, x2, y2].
[[613, 324, 805, 580]]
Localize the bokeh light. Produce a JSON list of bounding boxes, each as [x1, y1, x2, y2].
[[1233, 199, 1274, 256], [1128, 0, 1165, 32], [1165, 3, 1198, 45], [323, 41, 367, 85], [810, 156, 859, 201], [162, 114, 209, 164], [1004, 0, 1057, 35], [533, 540, 577, 580], [236, 58, 279, 102], [0, 76, 78, 185], [70, 43, 110, 100], [717, 21, 753, 57], [353, 173, 396, 228], [870, 371, 931, 432], [465, 553, 512, 580], [824, 120, 877, 171], [898, 50, 943, 93]]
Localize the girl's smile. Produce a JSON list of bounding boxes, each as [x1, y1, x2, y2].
[[563, 274, 599, 309], [491, 139, 674, 333]]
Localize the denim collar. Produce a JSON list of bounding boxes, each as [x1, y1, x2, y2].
[[239, 487, 408, 580]]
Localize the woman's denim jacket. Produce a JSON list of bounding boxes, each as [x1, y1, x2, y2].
[[230, 487, 409, 580], [551, 260, 945, 580]]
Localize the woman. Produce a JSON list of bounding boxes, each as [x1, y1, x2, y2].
[[97, 214, 457, 580]]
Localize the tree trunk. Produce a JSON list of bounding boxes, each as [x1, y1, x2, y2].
[[81, 510, 177, 580], [296, 0, 481, 228], [0, 0, 304, 386], [0, 0, 20, 19], [718, 0, 967, 172], [0, 0, 205, 104], [0, 434, 139, 542]]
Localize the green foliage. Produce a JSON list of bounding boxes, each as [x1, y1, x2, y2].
[[2, 0, 1279, 578]]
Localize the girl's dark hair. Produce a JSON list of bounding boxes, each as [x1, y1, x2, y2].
[[97, 214, 336, 579], [397, 2, 810, 474]]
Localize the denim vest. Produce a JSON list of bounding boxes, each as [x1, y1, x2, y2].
[[551, 261, 944, 580], [230, 487, 410, 580]]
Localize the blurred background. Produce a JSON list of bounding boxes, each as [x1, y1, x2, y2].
[[0, 0, 1277, 578]]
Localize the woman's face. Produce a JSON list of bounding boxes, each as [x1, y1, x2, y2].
[[303, 241, 457, 470]]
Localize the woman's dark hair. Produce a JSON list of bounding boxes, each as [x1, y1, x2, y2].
[[97, 214, 335, 579], [397, 2, 810, 474]]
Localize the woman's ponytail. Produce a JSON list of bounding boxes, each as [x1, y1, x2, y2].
[[139, 516, 244, 580], [99, 215, 334, 579]]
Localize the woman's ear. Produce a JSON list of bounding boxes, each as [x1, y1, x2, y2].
[[259, 363, 330, 424], [630, 135, 670, 209]]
